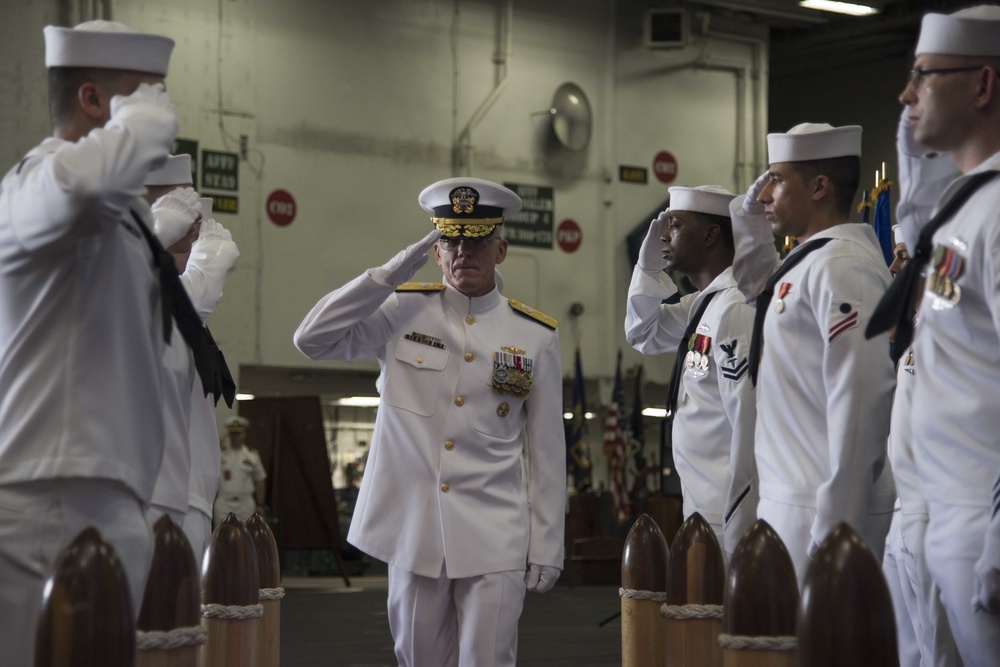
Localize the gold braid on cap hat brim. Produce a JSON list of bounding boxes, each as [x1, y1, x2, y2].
[[431, 217, 503, 238]]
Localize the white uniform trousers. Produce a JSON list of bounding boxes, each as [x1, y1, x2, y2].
[[182, 507, 213, 568], [758, 498, 893, 585], [885, 510, 963, 667], [0, 478, 151, 667], [387, 564, 526, 667], [213, 493, 255, 527], [145, 501, 186, 531], [926, 502, 1000, 667]]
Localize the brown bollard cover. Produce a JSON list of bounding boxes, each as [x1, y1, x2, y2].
[[34, 526, 135, 667], [622, 513, 669, 591], [245, 514, 280, 589], [202, 513, 260, 606], [666, 512, 724, 605], [724, 519, 798, 636], [138, 515, 200, 632], [797, 523, 898, 667]]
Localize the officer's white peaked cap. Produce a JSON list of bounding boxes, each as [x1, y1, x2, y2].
[[767, 123, 862, 164], [44, 20, 174, 76], [225, 416, 250, 433], [419, 178, 521, 238], [668, 185, 736, 217], [917, 5, 1000, 57], [144, 155, 193, 187]]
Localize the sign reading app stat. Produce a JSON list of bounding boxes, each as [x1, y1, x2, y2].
[[503, 183, 554, 249], [202, 150, 239, 192]]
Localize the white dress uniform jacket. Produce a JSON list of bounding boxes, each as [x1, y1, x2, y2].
[[624, 266, 757, 555], [0, 126, 173, 498], [730, 201, 896, 561], [214, 445, 266, 523], [907, 152, 1000, 586], [181, 219, 239, 552], [293, 273, 566, 579]]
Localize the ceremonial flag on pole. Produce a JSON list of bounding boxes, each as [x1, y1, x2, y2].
[[567, 346, 591, 492], [873, 178, 894, 266], [603, 350, 629, 525]]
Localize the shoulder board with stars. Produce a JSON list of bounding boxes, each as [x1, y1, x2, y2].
[[395, 282, 446, 292], [508, 299, 557, 329]]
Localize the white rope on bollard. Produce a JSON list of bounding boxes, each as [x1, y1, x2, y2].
[[618, 587, 667, 602], [136, 626, 208, 651], [659, 603, 724, 620], [258, 587, 285, 601], [717, 633, 797, 651], [201, 603, 264, 620]]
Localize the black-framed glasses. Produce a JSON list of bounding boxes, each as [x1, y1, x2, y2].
[[908, 65, 987, 87], [438, 235, 499, 250]]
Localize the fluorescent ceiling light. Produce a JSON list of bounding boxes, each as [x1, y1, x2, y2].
[[336, 396, 381, 407], [642, 407, 667, 418], [235, 393, 255, 401], [799, 0, 879, 16]]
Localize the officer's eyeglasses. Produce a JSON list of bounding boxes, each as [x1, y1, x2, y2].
[[908, 65, 991, 87], [438, 235, 499, 251]]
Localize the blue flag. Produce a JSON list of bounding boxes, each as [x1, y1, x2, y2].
[[873, 181, 893, 265]]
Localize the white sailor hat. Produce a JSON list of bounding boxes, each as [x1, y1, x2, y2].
[[917, 5, 1000, 57], [44, 20, 174, 76], [224, 416, 250, 433], [893, 224, 905, 245], [419, 177, 521, 238], [667, 185, 735, 217], [144, 155, 193, 187], [199, 197, 213, 220], [767, 123, 862, 164]]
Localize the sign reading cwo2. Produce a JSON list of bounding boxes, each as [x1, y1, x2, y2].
[[266, 189, 297, 227]]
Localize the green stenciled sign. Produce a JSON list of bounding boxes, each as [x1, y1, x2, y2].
[[502, 183, 553, 249], [202, 150, 239, 192]]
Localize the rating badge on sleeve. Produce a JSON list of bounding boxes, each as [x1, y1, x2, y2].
[[493, 347, 533, 398]]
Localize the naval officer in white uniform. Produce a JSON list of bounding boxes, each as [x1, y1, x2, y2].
[[730, 123, 896, 583], [886, 7, 1000, 664], [625, 185, 757, 560], [0, 20, 177, 665], [294, 178, 565, 667]]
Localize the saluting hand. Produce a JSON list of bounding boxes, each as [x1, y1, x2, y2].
[[370, 228, 443, 287], [637, 210, 669, 273], [152, 187, 202, 248], [743, 171, 769, 216]]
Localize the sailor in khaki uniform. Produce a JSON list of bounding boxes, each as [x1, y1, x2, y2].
[[294, 178, 565, 667], [886, 7, 1000, 664], [625, 185, 757, 559], [730, 123, 896, 583], [0, 20, 177, 665]]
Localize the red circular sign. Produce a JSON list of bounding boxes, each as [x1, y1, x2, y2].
[[556, 219, 583, 253], [266, 189, 297, 227], [653, 151, 678, 184]]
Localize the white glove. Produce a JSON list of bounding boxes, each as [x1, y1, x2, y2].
[[807, 540, 821, 560], [637, 211, 669, 273], [191, 218, 240, 267], [525, 564, 560, 593], [743, 171, 769, 215], [152, 187, 202, 248], [369, 229, 442, 287], [110, 82, 175, 120], [972, 558, 1000, 614]]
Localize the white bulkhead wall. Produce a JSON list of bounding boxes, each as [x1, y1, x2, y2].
[[0, 0, 764, 393]]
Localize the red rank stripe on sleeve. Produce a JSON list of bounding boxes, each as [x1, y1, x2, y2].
[[828, 311, 859, 343]]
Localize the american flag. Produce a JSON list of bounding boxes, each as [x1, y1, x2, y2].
[[603, 350, 629, 524]]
